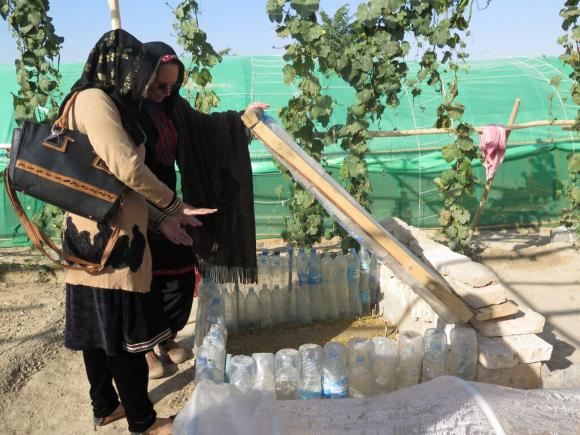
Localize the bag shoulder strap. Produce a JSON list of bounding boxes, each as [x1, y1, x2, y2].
[[53, 92, 80, 130], [3, 169, 119, 273]]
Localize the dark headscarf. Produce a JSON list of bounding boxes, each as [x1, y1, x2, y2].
[[59, 30, 151, 145], [142, 42, 257, 284]]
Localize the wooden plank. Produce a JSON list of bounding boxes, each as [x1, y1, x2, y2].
[[242, 111, 474, 323], [475, 301, 520, 322]]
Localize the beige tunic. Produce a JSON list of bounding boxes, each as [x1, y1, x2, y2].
[[63, 88, 174, 292]]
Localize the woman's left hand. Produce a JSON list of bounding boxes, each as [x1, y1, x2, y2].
[[244, 102, 270, 116]]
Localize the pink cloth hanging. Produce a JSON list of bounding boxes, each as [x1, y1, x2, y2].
[[479, 125, 507, 180]]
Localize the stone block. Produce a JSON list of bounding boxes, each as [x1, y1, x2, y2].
[[408, 241, 497, 288], [442, 261, 497, 288], [380, 217, 423, 246], [476, 362, 542, 389], [408, 238, 445, 257], [471, 307, 545, 337], [477, 336, 519, 369], [447, 279, 508, 309], [378, 263, 445, 335], [502, 334, 553, 363]]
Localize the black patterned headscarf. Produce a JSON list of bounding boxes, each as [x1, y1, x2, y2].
[[58, 29, 150, 145]]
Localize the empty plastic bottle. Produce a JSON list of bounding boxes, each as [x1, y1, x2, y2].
[[270, 250, 285, 290], [275, 348, 301, 400], [308, 249, 324, 322], [229, 355, 257, 390], [321, 253, 339, 321], [195, 341, 225, 383], [204, 322, 227, 350], [322, 342, 348, 398], [397, 330, 424, 389], [359, 248, 372, 314], [271, 284, 285, 325], [257, 249, 271, 290], [244, 287, 261, 328], [448, 326, 478, 381], [259, 285, 273, 328], [236, 287, 247, 330], [371, 336, 398, 394], [299, 344, 323, 399], [369, 253, 380, 306], [223, 287, 238, 332], [295, 248, 312, 326], [347, 338, 374, 397], [422, 328, 449, 382], [333, 253, 350, 319], [347, 248, 363, 317], [252, 353, 275, 392], [285, 246, 297, 325]]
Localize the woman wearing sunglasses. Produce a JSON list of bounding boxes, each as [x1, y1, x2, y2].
[[139, 42, 268, 378]]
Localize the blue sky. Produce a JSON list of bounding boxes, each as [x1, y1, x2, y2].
[[0, 0, 567, 64]]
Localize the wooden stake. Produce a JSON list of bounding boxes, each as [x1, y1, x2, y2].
[[470, 99, 521, 238], [108, 0, 122, 30], [243, 111, 474, 323]]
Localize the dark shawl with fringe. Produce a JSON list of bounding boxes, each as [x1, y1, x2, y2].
[[171, 97, 257, 284]]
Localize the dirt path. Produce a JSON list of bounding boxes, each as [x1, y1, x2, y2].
[[0, 228, 578, 434]]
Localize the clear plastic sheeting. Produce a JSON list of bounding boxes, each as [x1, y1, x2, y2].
[[173, 376, 580, 435]]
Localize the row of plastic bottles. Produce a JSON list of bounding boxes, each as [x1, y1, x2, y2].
[[219, 326, 478, 399], [220, 247, 380, 331]]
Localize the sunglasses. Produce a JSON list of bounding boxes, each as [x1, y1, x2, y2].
[[154, 81, 178, 91]]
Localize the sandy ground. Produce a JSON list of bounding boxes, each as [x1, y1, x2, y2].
[[0, 227, 578, 434]]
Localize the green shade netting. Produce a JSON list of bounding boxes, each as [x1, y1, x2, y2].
[[0, 56, 577, 245]]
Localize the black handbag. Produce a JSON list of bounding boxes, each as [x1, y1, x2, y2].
[[3, 92, 124, 272]]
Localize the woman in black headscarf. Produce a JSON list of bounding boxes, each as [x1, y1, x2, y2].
[[60, 30, 214, 434], [137, 41, 267, 377]]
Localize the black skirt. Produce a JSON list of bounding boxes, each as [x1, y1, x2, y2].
[[65, 284, 171, 356]]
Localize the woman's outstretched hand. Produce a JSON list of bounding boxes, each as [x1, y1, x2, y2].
[[161, 202, 217, 245], [244, 102, 270, 117]]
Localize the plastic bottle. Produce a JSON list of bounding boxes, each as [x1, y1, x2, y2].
[[223, 287, 238, 332], [308, 248, 324, 322], [285, 246, 297, 325], [298, 344, 323, 399], [422, 328, 449, 382], [369, 253, 380, 306], [359, 248, 372, 314], [448, 326, 478, 381], [347, 338, 374, 397], [259, 285, 273, 328], [322, 342, 348, 398], [347, 248, 362, 317], [397, 330, 424, 389], [257, 249, 271, 290], [252, 352, 276, 392], [333, 253, 350, 319], [295, 248, 312, 325], [236, 287, 247, 330], [270, 250, 284, 290], [229, 355, 257, 390], [275, 349, 301, 400], [321, 253, 339, 321], [204, 322, 227, 349], [371, 336, 398, 394], [195, 341, 225, 383], [271, 284, 285, 325], [244, 287, 261, 328]]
